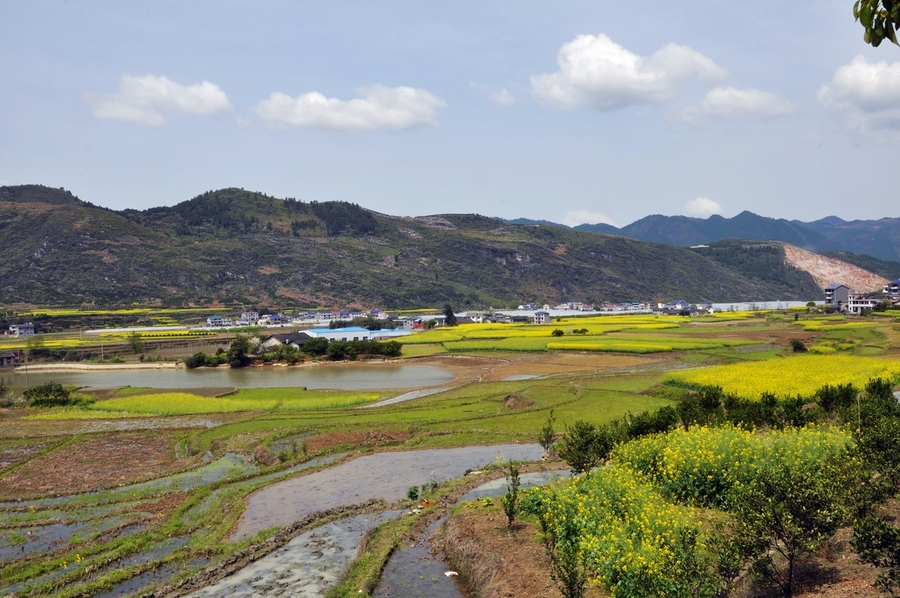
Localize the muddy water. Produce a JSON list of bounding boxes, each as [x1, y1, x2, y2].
[[233, 444, 544, 540], [185, 512, 401, 598], [2, 363, 454, 391], [374, 517, 459, 598], [374, 471, 571, 598]]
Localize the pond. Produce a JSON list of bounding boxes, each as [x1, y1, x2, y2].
[[1, 363, 455, 391]]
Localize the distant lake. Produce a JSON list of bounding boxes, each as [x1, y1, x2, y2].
[[1, 364, 455, 391]]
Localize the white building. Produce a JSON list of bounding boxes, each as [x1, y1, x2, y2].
[[206, 315, 233, 328], [845, 294, 882, 315], [9, 323, 34, 337]]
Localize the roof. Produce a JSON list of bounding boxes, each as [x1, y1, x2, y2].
[[0, 352, 16, 358], [307, 327, 370, 334], [825, 284, 849, 290], [265, 332, 310, 343]]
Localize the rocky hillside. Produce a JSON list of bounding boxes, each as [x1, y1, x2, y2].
[[782, 245, 888, 293], [0, 185, 848, 308]]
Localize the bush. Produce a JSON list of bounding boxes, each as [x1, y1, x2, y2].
[[24, 382, 72, 407], [184, 352, 207, 368], [557, 420, 612, 473], [501, 461, 521, 529]]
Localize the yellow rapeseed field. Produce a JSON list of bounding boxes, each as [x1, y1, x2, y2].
[[665, 354, 900, 399]]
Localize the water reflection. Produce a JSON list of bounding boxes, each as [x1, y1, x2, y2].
[[1, 364, 454, 391]]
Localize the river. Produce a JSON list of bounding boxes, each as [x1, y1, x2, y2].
[[0, 363, 455, 391]]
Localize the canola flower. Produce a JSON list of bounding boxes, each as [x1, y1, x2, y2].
[[531, 425, 852, 597], [665, 354, 900, 400], [86, 390, 381, 415]]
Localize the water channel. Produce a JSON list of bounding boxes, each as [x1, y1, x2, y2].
[[0, 363, 455, 390]]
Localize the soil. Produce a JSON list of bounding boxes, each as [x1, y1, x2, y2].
[[504, 393, 535, 409], [438, 507, 604, 598], [439, 510, 884, 598], [0, 430, 197, 499], [303, 429, 412, 453], [783, 244, 888, 294]]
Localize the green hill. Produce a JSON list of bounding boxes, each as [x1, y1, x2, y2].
[[0, 185, 827, 308]]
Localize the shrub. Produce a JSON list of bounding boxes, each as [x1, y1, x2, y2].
[[538, 409, 556, 451], [500, 461, 520, 529], [24, 382, 72, 407], [557, 420, 612, 473], [184, 352, 207, 368]]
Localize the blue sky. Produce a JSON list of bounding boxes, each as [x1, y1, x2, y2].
[[1, 2, 898, 225]]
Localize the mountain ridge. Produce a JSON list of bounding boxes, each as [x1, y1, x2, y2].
[[0, 185, 829, 308]]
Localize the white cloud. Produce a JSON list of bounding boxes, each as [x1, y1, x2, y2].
[[562, 209, 618, 227], [85, 75, 233, 126], [252, 85, 446, 131], [696, 87, 795, 121], [488, 89, 516, 106], [818, 56, 900, 132], [531, 34, 727, 110], [684, 197, 722, 217]]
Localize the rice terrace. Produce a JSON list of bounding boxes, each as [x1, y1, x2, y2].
[[1, 305, 900, 598]]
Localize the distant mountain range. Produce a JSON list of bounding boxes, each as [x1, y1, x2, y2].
[[0, 185, 830, 308], [506, 211, 900, 264]]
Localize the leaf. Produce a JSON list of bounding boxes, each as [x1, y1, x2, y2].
[[887, 19, 899, 44], [861, 3, 873, 25], [855, 0, 861, 19]]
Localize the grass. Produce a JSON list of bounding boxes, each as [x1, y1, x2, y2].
[[398, 344, 447, 358], [5, 313, 898, 598], [77, 388, 385, 416]]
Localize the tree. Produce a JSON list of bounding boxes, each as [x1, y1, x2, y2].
[[128, 331, 144, 354], [730, 458, 849, 596], [500, 461, 521, 529], [539, 409, 556, 451], [24, 382, 71, 407], [185, 352, 207, 369], [557, 420, 612, 473], [303, 337, 329, 356], [25, 334, 45, 359], [443, 304, 457, 326], [551, 328, 565, 337], [854, 1, 900, 47], [227, 334, 252, 368]]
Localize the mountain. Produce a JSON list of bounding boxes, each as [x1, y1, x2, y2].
[[572, 222, 622, 235], [795, 216, 900, 262], [502, 218, 569, 229], [689, 240, 822, 299], [0, 185, 831, 308], [613, 211, 842, 251]]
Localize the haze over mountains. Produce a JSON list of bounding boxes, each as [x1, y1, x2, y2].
[[0, 184, 896, 308], [509, 212, 900, 264]]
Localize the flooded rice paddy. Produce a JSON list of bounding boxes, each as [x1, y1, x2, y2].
[[185, 512, 401, 598], [234, 444, 544, 540]]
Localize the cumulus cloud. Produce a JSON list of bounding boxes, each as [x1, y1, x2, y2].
[[695, 87, 795, 122], [488, 88, 517, 106], [252, 85, 446, 131], [562, 209, 618, 227], [84, 75, 233, 126], [531, 34, 727, 110], [818, 56, 900, 132], [684, 197, 723, 217]]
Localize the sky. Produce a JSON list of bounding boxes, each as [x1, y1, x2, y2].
[[2, 1, 899, 226]]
